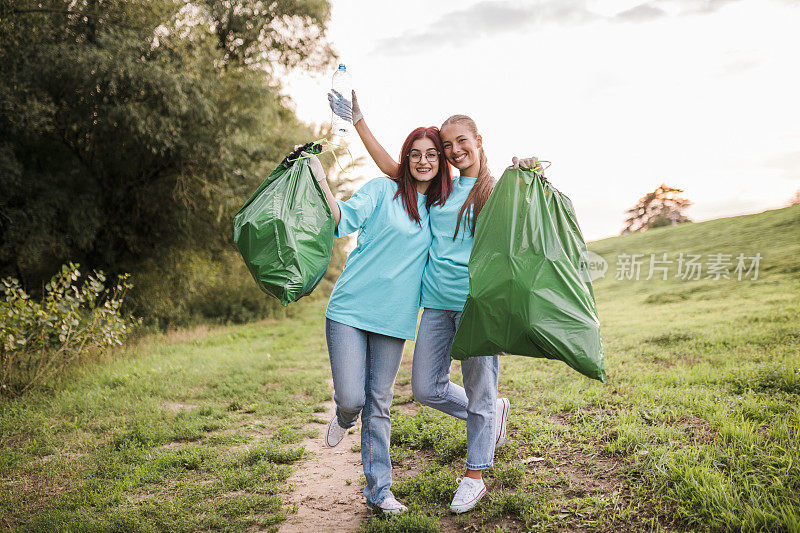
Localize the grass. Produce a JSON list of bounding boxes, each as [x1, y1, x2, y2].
[[367, 205, 800, 532], [0, 296, 331, 532], [2, 205, 799, 531]]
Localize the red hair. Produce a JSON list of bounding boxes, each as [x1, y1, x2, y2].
[[392, 127, 452, 224]]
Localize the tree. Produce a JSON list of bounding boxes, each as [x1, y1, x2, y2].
[[0, 0, 334, 307], [790, 189, 800, 206], [622, 184, 691, 234], [196, 0, 333, 71]]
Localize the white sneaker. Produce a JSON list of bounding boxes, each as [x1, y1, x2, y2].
[[324, 416, 347, 447], [450, 476, 487, 513], [495, 397, 510, 447], [371, 495, 408, 515]]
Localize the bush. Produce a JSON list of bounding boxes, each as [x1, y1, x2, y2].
[[128, 249, 323, 329], [0, 263, 133, 397]]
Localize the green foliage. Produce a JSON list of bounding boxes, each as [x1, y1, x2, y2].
[[390, 409, 467, 464], [239, 443, 305, 466], [726, 364, 800, 395], [491, 491, 551, 528], [0, 0, 336, 325], [0, 300, 332, 530], [359, 511, 439, 533], [196, 0, 333, 70], [130, 249, 299, 329], [0, 263, 133, 396], [391, 465, 458, 505], [492, 460, 526, 489]]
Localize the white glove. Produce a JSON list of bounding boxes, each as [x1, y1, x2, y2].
[[350, 90, 363, 124], [302, 151, 326, 182], [511, 156, 544, 174], [327, 90, 363, 125], [328, 90, 351, 122], [294, 144, 326, 182]]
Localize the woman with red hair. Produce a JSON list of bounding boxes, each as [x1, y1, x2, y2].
[[330, 90, 542, 514], [302, 124, 451, 515]]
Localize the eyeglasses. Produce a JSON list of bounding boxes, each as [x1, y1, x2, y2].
[[408, 150, 439, 163]]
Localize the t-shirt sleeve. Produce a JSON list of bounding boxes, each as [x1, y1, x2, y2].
[[335, 178, 385, 237]]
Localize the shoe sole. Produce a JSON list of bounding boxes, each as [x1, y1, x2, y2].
[[324, 419, 345, 447], [495, 398, 510, 447], [450, 486, 487, 513], [370, 506, 407, 515], [368, 501, 408, 515]]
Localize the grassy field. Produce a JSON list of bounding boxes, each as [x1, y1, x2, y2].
[[0, 300, 334, 532], [1, 205, 799, 532]]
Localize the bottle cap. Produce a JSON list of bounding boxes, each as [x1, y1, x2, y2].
[[338, 64, 346, 70]]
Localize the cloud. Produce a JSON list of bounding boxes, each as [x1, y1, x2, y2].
[[681, 0, 744, 15], [613, 0, 746, 22], [372, 0, 757, 56], [643, 0, 746, 17], [615, 4, 668, 22], [372, 0, 602, 56]]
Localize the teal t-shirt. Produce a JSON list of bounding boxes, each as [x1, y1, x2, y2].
[[325, 177, 431, 340], [420, 176, 477, 311]]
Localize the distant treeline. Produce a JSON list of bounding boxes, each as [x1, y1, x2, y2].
[[0, 0, 345, 328]]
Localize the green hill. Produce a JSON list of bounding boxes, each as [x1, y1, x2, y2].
[[588, 204, 799, 384], [591, 203, 799, 297], [496, 205, 800, 531]]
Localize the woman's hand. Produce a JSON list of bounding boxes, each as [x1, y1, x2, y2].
[[350, 90, 363, 125], [302, 152, 326, 182], [327, 90, 363, 125], [294, 145, 339, 224], [328, 90, 352, 122], [294, 144, 326, 182], [511, 156, 544, 174]]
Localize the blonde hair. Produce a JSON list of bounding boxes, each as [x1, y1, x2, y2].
[[441, 114, 492, 239]]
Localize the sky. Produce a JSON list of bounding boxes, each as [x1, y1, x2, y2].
[[283, 0, 800, 241]]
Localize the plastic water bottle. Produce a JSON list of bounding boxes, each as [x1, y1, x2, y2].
[[331, 64, 352, 140]]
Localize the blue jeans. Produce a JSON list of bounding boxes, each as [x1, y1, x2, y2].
[[326, 318, 405, 506], [411, 308, 499, 470]]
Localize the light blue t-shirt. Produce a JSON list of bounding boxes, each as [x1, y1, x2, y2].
[[420, 175, 477, 311], [326, 177, 431, 340]]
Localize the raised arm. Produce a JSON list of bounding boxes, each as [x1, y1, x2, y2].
[[303, 151, 341, 227], [330, 90, 400, 177]]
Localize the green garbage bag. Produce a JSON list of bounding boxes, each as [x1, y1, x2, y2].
[[233, 142, 334, 306], [450, 167, 606, 382]]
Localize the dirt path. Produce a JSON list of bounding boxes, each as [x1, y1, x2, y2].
[[277, 353, 424, 532], [278, 400, 370, 532]]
